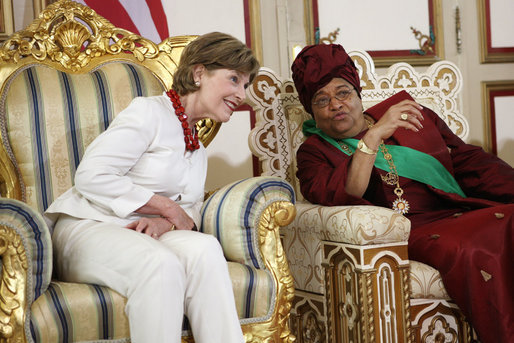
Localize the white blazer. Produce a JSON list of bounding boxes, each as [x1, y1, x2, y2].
[[45, 93, 207, 227]]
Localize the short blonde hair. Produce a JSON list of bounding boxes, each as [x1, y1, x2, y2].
[[172, 32, 260, 95]]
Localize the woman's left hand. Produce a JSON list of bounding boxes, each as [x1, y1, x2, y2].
[[126, 217, 174, 239], [370, 99, 424, 141]]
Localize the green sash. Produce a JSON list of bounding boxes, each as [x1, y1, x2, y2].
[[303, 119, 466, 197]]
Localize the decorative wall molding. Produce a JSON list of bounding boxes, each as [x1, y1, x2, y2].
[[309, 0, 444, 67], [478, 0, 514, 63], [481, 80, 514, 165], [0, 0, 14, 42]]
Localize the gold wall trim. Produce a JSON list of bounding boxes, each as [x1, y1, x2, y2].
[[373, 0, 444, 67], [248, 0, 263, 66], [481, 80, 514, 153], [0, 0, 15, 42], [478, 0, 514, 63], [303, 0, 315, 45]]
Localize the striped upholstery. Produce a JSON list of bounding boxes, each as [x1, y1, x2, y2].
[[30, 282, 130, 343], [1, 63, 164, 213], [30, 263, 274, 342], [228, 261, 274, 321], [201, 176, 295, 269]]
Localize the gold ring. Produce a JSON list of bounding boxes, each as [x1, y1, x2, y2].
[[400, 113, 409, 121], [170, 224, 176, 231]]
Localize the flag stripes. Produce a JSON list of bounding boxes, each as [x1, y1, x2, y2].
[[74, 0, 169, 43]]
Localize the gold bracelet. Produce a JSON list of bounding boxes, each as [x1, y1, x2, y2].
[[357, 139, 378, 155]]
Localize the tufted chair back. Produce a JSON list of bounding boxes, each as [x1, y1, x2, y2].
[[2, 62, 165, 213]]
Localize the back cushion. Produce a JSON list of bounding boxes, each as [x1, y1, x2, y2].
[[2, 62, 164, 213]]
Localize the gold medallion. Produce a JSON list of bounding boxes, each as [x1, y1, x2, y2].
[[392, 197, 410, 214]]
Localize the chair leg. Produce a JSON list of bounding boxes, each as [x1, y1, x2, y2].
[[322, 241, 412, 343]]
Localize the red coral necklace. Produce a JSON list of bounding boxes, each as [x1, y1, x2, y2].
[[166, 89, 200, 152]]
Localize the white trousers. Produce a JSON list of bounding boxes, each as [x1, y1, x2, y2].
[[52, 215, 244, 343]]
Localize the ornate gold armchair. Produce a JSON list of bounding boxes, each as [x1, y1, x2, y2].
[[247, 51, 476, 342], [0, 1, 295, 342]]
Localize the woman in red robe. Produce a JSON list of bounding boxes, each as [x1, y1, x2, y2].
[[292, 44, 514, 343]]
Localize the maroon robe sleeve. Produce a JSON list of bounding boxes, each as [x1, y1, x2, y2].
[[430, 110, 514, 203], [296, 135, 375, 206]]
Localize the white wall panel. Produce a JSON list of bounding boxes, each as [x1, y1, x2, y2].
[[318, 0, 429, 51], [494, 96, 514, 166], [164, 0, 246, 42]]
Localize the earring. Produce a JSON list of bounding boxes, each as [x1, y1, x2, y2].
[[195, 81, 200, 87]]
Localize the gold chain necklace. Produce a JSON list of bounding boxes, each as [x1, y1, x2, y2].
[[366, 119, 410, 214]]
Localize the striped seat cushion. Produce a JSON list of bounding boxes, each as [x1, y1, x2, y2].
[[228, 261, 274, 322], [30, 263, 274, 342], [1, 63, 164, 213], [30, 282, 130, 343]]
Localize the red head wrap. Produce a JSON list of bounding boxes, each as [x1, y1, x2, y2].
[[291, 44, 361, 114]]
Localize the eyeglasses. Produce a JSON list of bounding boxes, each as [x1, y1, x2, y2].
[[312, 87, 355, 108]]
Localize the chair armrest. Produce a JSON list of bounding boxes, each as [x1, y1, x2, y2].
[[0, 197, 53, 341], [201, 176, 296, 342], [282, 201, 410, 293], [294, 201, 410, 245], [200, 176, 296, 268]]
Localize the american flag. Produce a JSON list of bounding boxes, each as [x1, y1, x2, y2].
[[74, 0, 169, 43]]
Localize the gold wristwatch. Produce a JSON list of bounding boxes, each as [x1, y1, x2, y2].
[[357, 139, 378, 155]]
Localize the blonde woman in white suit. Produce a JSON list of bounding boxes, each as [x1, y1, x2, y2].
[[45, 32, 259, 343]]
